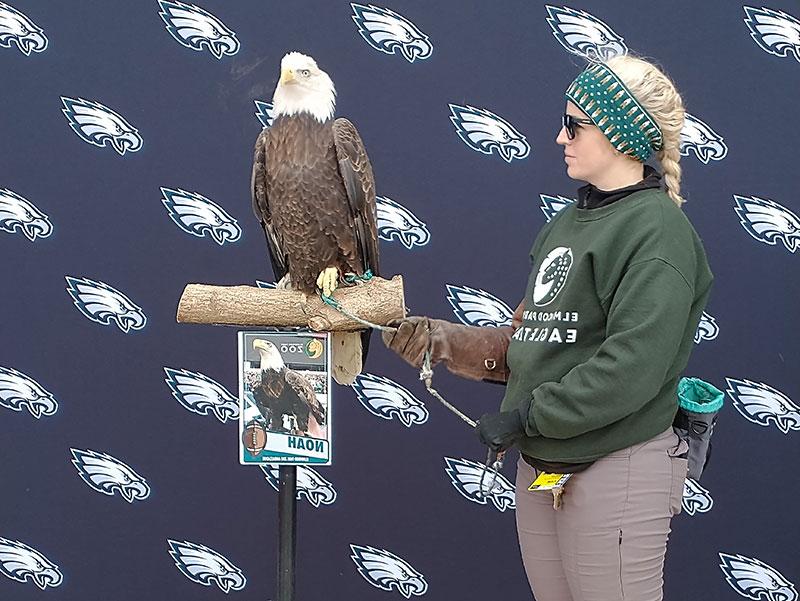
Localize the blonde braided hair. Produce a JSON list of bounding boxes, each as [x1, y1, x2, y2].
[[605, 55, 686, 207]]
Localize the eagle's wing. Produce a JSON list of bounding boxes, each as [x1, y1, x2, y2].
[[285, 370, 326, 425], [332, 118, 380, 277], [251, 128, 288, 281]]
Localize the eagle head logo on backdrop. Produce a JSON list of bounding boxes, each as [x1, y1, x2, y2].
[[60, 97, 143, 156], [167, 540, 246, 593], [0, 2, 48, 56], [444, 457, 516, 512], [351, 3, 432, 63], [695, 311, 720, 344], [719, 553, 798, 601], [261, 465, 337, 507], [350, 544, 428, 598], [682, 478, 714, 516], [545, 5, 627, 61], [163, 367, 239, 424], [71, 449, 151, 503], [65, 276, 147, 333], [540, 194, 576, 223], [158, 0, 239, 59], [449, 104, 530, 163], [0, 189, 53, 242], [254, 100, 276, 129], [726, 378, 800, 434], [375, 196, 430, 249], [733, 195, 800, 253], [352, 373, 429, 427], [160, 187, 241, 245], [0, 366, 58, 419], [680, 114, 728, 164], [0, 538, 63, 590], [743, 6, 800, 63], [446, 284, 513, 328]]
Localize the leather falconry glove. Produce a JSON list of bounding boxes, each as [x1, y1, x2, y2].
[[381, 301, 524, 384], [477, 398, 533, 452]]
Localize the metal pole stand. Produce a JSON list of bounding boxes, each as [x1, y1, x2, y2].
[[277, 465, 297, 601]]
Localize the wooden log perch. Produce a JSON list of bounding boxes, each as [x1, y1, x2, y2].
[[177, 275, 405, 331]]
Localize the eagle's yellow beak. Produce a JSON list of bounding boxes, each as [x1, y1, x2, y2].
[[253, 339, 267, 351], [280, 68, 295, 85]]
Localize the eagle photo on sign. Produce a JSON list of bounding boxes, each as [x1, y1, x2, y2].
[[250, 339, 327, 439], [251, 52, 380, 386]]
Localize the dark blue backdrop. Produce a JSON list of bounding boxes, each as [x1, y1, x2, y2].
[[2, 1, 798, 599]]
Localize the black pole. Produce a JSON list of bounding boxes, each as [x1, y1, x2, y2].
[[277, 465, 297, 601]]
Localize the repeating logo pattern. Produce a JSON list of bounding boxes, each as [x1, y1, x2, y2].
[[539, 194, 576, 223], [446, 284, 513, 327], [167, 540, 246, 593], [545, 5, 627, 61], [0, 188, 52, 241], [254, 100, 275, 128], [743, 6, 800, 62], [160, 187, 241, 245], [0, 538, 62, 589], [350, 544, 428, 598], [444, 457, 515, 512], [71, 449, 151, 503], [449, 104, 530, 162], [352, 374, 428, 427], [680, 113, 728, 164], [376, 196, 430, 249], [61, 97, 142, 155], [158, 0, 239, 59], [65, 276, 147, 333], [0, 2, 48, 56], [351, 3, 432, 63], [719, 553, 797, 601], [164, 368, 239, 423], [682, 478, 713, 516], [695, 311, 719, 344], [726, 378, 800, 434], [260, 465, 337, 507], [0, 366, 58, 419], [733, 195, 800, 253]]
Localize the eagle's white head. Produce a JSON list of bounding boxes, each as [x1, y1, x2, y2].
[[253, 339, 285, 371], [272, 52, 336, 123]]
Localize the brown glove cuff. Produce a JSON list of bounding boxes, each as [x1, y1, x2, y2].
[[432, 320, 513, 383]]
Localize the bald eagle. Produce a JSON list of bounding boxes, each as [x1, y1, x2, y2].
[[251, 339, 326, 437], [251, 52, 380, 385]]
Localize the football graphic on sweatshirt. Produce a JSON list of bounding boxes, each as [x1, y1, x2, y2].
[[533, 247, 573, 306]]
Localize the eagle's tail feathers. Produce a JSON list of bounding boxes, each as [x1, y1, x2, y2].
[[331, 331, 362, 385]]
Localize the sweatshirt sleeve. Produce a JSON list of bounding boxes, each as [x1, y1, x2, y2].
[[523, 257, 694, 439]]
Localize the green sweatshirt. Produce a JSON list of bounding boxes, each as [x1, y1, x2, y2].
[[501, 188, 713, 463]]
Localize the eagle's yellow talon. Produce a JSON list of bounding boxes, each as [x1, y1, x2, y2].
[[317, 267, 339, 297]]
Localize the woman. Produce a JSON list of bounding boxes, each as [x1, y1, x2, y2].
[[383, 55, 713, 601]]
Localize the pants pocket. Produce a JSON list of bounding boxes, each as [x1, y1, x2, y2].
[[668, 454, 688, 516]]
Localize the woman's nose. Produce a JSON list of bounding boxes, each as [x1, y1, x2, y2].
[[556, 126, 569, 146]]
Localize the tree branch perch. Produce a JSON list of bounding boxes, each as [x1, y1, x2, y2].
[[176, 275, 405, 330]]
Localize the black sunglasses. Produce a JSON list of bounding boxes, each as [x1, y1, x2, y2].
[[562, 113, 594, 140]]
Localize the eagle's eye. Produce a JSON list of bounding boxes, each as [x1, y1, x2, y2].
[[299, 69, 310, 77], [114, 124, 122, 134], [19, 25, 28, 34], [210, 26, 220, 37], [404, 31, 412, 41]]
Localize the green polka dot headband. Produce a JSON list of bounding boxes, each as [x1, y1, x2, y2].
[[565, 62, 663, 162]]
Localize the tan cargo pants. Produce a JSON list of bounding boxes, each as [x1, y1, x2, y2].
[[515, 428, 688, 601]]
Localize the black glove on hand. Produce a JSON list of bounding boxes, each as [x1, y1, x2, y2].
[[477, 399, 533, 452]]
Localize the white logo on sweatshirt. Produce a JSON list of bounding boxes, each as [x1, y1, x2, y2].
[[533, 247, 573, 307]]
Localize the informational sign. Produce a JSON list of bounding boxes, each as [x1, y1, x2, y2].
[[238, 331, 331, 465]]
